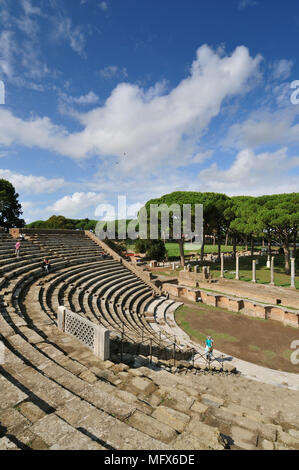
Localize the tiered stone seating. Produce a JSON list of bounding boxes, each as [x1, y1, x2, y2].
[[1, 229, 298, 450]]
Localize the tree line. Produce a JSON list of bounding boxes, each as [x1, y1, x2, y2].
[[143, 192, 299, 274], [1, 178, 298, 274]]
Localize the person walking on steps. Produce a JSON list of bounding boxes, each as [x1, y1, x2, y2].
[[15, 240, 21, 258], [205, 335, 214, 361]]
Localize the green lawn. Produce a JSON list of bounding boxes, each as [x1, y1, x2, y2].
[[164, 243, 253, 258], [127, 241, 259, 257]]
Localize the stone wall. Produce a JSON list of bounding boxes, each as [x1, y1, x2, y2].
[[163, 284, 299, 328], [10, 228, 85, 238], [163, 283, 201, 302]]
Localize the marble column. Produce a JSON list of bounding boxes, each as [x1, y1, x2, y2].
[[270, 256, 275, 286], [290, 258, 296, 289], [235, 254, 240, 280], [252, 260, 256, 283], [220, 253, 224, 278]]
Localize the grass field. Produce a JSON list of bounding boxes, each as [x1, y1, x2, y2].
[[126, 241, 264, 257], [127, 240, 298, 288], [152, 253, 299, 289]]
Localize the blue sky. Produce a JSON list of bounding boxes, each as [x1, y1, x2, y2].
[[0, 0, 299, 223]]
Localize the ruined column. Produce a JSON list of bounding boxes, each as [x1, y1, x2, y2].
[[252, 260, 256, 283], [290, 258, 296, 289], [266, 255, 271, 269], [235, 254, 240, 280], [270, 256, 275, 286], [220, 253, 224, 278]]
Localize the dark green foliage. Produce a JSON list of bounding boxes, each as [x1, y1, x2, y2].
[[0, 179, 25, 229], [145, 239, 167, 261], [26, 215, 98, 231]]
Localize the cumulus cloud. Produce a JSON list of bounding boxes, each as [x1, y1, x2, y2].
[[223, 109, 299, 149], [0, 169, 65, 193], [0, 45, 262, 174], [198, 148, 299, 195], [47, 192, 105, 218]]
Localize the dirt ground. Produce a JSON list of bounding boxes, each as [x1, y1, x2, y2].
[[175, 302, 299, 374]]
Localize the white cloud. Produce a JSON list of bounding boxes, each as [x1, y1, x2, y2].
[[99, 2, 108, 12], [0, 169, 65, 193], [53, 14, 86, 57], [0, 45, 262, 174], [0, 2, 50, 87], [271, 59, 294, 81], [238, 0, 258, 10], [98, 65, 128, 79], [0, 30, 15, 78], [198, 148, 299, 195], [223, 108, 299, 150], [59, 91, 99, 106], [47, 192, 105, 218]]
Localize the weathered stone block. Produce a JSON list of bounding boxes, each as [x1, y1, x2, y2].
[[201, 394, 224, 408], [152, 405, 191, 433], [127, 410, 177, 444], [130, 377, 156, 395], [184, 419, 224, 450]]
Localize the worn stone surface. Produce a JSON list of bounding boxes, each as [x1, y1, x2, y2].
[[30, 414, 78, 447], [152, 405, 190, 433], [56, 398, 95, 427], [127, 410, 177, 444], [50, 430, 105, 450], [78, 370, 98, 384], [190, 401, 209, 417], [0, 408, 31, 435], [277, 430, 299, 449], [211, 407, 278, 442], [201, 393, 224, 408], [80, 384, 136, 420], [261, 439, 274, 450], [231, 426, 257, 449], [172, 432, 210, 450], [0, 436, 19, 450], [18, 401, 46, 424], [0, 376, 27, 410], [130, 377, 156, 395], [184, 419, 225, 450], [78, 409, 171, 450]]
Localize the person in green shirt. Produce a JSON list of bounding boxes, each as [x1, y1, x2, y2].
[[205, 336, 214, 361]]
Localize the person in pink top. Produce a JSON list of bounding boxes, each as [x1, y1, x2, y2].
[[15, 241, 21, 258]]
